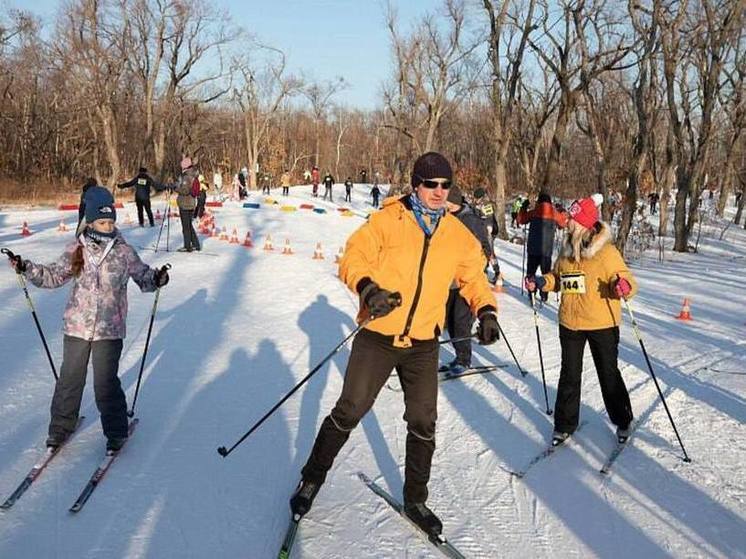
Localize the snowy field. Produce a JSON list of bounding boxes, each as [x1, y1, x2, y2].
[[0, 184, 744, 559]]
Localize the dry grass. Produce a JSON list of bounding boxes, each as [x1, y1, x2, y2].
[[0, 178, 136, 208]]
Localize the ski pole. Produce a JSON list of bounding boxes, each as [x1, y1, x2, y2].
[[530, 291, 551, 415], [153, 189, 171, 253], [1, 248, 58, 380], [618, 283, 691, 462], [217, 293, 402, 458], [128, 263, 171, 418], [496, 321, 527, 377], [438, 333, 478, 345], [520, 225, 527, 296]]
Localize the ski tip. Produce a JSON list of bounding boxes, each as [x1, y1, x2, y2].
[[357, 472, 371, 484]]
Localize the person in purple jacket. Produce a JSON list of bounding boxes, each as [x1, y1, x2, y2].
[[9, 186, 170, 452]]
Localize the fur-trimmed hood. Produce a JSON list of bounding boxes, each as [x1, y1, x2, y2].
[[560, 221, 612, 261]]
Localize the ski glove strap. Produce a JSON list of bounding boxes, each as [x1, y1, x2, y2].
[[477, 310, 499, 345]]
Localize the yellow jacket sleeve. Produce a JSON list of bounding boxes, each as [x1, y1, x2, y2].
[[604, 245, 638, 299], [454, 231, 497, 315], [339, 218, 383, 294]]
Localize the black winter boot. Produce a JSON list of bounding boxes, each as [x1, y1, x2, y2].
[[289, 479, 321, 518], [404, 501, 443, 537], [106, 437, 128, 453]]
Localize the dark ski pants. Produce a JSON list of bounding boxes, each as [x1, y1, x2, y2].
[[179, 209, 200, 250], [301, 329, 439, 504], [262, 185, 271, 195], [345, 191, 351, 202], [49, 336, 127, 439], [445, 289, 474, 366], [136, 198, 154, 227], [526, 254, 552, 302], [282, 187, 289, 196], [554, 325, 633, 434], [323, 186, 333, 201]]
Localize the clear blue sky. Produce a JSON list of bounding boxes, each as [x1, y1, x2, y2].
[[18, 0, 440, 109]]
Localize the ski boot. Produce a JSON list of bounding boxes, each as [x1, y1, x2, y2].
[[616, 423, 633, 444], [551, 430, 570, 447], [404, 501, 443, 537], [45, 433, 68, 449], [106, 437, 128, 453], [289, 479, 321, 518], [438, 359, 458, 373], [443, 362, 469, 378]]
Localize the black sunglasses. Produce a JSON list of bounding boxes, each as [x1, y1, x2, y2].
[[416, 175, 452, 190]]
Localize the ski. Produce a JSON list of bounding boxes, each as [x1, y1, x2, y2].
[[358, 472, 466, 559], [510, 420, 588, 479], [69, 418, 139, 513], [600, 421, 638, 475], [439, 364, 508, 382], [277, 513, 301, 559], [1, 416, 86, 510]]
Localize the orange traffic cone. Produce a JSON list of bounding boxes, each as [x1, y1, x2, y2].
[[263, 235, 274, 251], [155, 209, 162, 221], [210, 224, 217, 237], [491, 273, 504, 293], [281, 238, 294, 255], [219, 226, 229, 241], [334, 246, 344, 263], [20, 221, 31, 236], [242, 231, 254, 248], [676, 298, 693, 321], [57, 220, 69, 233], [229, 228, 240, 244], [312, 242, 324, 260]]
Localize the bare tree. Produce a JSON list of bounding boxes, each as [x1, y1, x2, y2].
[[233, 44, 302, 187], [482, 0, 537, 240], [530, 0, 636, 194], [660, 0, 743, 251], [303, 77, 346, 168], [615, 0, 662, 253]]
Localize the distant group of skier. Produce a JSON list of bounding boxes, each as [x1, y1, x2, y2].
[[3, 150, 638, 542]]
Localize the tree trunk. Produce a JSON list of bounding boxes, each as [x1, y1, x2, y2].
[[542, 90, 576, 193], [673, 169, 691, 251]]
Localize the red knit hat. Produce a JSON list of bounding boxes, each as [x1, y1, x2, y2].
[[568, 197, 598, 229]]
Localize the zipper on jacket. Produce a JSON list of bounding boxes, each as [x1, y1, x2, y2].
[[401, 235, 431, 338]]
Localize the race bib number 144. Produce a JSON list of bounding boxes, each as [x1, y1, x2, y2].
[[560, 272, 586, 294]]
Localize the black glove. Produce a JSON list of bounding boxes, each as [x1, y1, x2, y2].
[[521, 199, 530, 211], [3, 249, 26, 273], [477, 310, 499, 345], [154, 265, 170, 287], [361, 282, 399, 318]]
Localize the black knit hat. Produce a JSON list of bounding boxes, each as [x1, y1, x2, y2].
[[446, 184, 463, 205], [411, 152, 453, 188]]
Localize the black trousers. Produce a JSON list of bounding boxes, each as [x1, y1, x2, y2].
[[302, 329, 439, 503], [526, 254, 552, 301], [136, 198, 154, 226], [445, 289, 474, 366], [554, 325, 633, 434], [262, 185, 271, 195], [49, 336, 127, 439], [179, 209, 200, 250], [282, 187, 289, 196], [323, 186, 333, 201], [345, 190, 351, 202]]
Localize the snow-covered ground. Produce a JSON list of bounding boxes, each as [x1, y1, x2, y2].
[[0, 185, 744, 558]]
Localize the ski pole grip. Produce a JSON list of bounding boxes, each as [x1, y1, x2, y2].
[[1, 248, 15, 259], [163, 263, 172, 271]]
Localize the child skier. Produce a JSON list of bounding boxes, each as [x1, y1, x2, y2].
[[8, 186, 170, 452]]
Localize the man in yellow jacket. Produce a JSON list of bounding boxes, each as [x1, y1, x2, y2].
[[290, 152, 498, 536], [525, 195, 636, 446]]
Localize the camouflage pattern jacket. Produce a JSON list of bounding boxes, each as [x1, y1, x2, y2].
[[24, 232, 158, 341]]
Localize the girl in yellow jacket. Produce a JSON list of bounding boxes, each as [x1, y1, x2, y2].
[[525, 196, 636, 445]]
